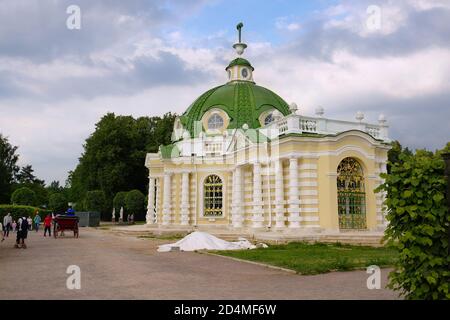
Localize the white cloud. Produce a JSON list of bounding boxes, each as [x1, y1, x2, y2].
[[1, 0, 449, 185], [275, 17, 302, 32], [324, 2, 408, 36]]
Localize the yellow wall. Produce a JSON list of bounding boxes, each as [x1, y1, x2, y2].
[[146, 130, 390, 231]]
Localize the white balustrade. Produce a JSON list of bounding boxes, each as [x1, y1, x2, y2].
[[166, 113, 389, 159], [267, 114, 389, 141]]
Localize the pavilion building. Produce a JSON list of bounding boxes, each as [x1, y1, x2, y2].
[[144, 24, 390, 235]]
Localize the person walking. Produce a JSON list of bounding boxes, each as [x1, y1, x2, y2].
[[43, 214, 52, 237], [3, 213, 12, 238], [15, 216, 29, 249], [12, 220, 17, 232], [27, 216, 32, 231], [33, 213, 41, 232]]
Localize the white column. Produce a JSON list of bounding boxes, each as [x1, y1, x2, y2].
[[231, 166, 244, 228], [162, 172, 172, 226], [288, 158, 301, 228], [180, 172, 190, 226], [252, 162, 264, 228], [274, 159, 286, 229], [146, 177, 155, 224], [155, 178, 160, 224]]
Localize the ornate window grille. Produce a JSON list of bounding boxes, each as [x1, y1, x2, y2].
[[264, 113, 274, 125], [337, 157, 367, 229], [207, 113, 224, 130], [204, 175, 223, 217]]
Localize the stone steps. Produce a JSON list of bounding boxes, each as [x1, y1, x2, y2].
[[107, 225, 385, 247]]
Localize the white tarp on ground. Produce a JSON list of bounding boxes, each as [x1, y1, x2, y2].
[[157, 231, 256, 252]]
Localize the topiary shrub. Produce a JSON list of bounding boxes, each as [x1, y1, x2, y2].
[[11, 187, 36, 206], [0, 205, 51, 222], [113, 191, 127, 212], [125, 189, 145, 221], [48, 193, 68, 214], [83, 190, 107, 217], [377, 148, 450, 300]]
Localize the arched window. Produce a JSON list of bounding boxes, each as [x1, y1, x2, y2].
[[207, 113, 224, 130], [337, 157, 367, 229], [260, 109, 283, 126], [204, 175, 223, 217], [264, 113, 274, 125], [241, 67, 249, 79]]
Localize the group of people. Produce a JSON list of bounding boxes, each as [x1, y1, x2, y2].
[[1, 211, 57, 248]]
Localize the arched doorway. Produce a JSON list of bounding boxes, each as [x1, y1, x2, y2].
[[204, 175, 223, 217], [337, 157, 367, 229]]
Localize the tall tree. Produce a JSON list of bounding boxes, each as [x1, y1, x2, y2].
[[68, 112, 176, 210], [0, 134, 20, 203], [387, 140, 413, 173], [16, 165, 45, 185], [47, 180, 64, 195]]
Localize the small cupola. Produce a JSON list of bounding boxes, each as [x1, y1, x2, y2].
[[226, 22, 254, 83]]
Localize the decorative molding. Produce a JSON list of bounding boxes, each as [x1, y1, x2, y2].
[[300, 190, 318, 196]]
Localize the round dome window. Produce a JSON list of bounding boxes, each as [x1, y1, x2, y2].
[[208, 113, 224, 130], [264, 113, 274, 125], [241, 68, 249, 79]]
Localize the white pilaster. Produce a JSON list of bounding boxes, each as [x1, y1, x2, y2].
[[180, 172, 190, 226], [252, 162, 264, 228], [288, 158, 301, 228], [231, 166, 244, 228], [146, 177, 156, 224], [274, 159, 286, 229], [162, 172, 172, 226]]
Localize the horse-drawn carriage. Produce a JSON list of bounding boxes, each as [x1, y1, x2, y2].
[[53, 215, 79, 238]]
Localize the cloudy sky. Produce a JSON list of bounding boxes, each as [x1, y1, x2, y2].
[[0, 0, 449, 184]]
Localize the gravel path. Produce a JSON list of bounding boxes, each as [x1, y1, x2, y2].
[[0, 228, 399, 300]]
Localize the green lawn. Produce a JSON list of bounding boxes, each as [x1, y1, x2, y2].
[[213, 242, 398, 275], [138, 234, 186, 241]]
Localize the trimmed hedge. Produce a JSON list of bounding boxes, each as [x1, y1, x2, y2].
[[0, 205, 51, 222], [125, 189, 145, 221], [11, 187, 36, 206], [84, 190, 109, 220], [113, 191, 127, 212]]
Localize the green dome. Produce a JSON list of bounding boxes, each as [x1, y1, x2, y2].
[[226, 58, 254, 71], [180, 81, 291, 135]]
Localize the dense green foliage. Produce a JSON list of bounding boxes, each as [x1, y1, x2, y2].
[[0, 134, 20, 203], [113, 191, 127, 211], [387, 140, 413, 174], [83, 190, 108, 217], [15, 164, 45, 185], [1, 134, 58, 207], [377, 143, 450, 300], [73, 200, 85, 212], [11, 187, 36, 206], [125, 189, 145, 221], [67, 112, 176, 219], [0, 205, 51, 222], [48, 193, 68, 214], [47, 180, 67, 196], [216, 242, 398, 275], [12, 182, 48, 207]]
